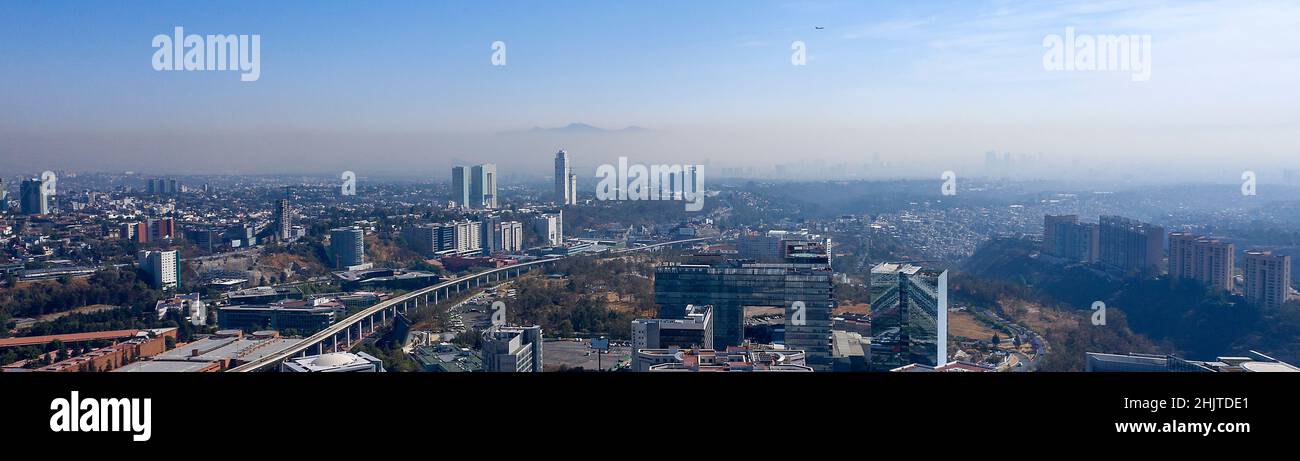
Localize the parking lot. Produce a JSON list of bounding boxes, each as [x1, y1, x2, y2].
[[544, 339, 631, 371]]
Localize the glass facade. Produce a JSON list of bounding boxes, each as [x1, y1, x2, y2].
[[653, 263, 833, 368], [869, 264, 946, 371]]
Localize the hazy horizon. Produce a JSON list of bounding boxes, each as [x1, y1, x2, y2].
[[2, 0, 1298, 182]]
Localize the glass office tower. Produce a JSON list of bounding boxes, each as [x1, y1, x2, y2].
[[869, 263, 947, 371], [654, 261, 833, 369]]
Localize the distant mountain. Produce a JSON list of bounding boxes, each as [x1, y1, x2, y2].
[[503, 123, 651, 135]]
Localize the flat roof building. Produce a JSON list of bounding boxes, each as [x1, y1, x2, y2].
[[281, 351, 384, 372], [1168, 232, 1235, 292], [654, 258, 833, 369], [1085, 350, 1299, 372], [217, 300, 338, 335], [1243, 250, 1292, 309], [116, 330, 303, 372], [644, 344, 811, 372]]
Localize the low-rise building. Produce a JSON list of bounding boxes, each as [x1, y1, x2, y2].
[[1085, 350, 1299, 372], [643, 344, 811, 372], [281, 351, 384, 372]]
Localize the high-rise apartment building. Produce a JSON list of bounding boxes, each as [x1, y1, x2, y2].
[[469, 163, 497, 209], [330, 226, 366, 270], [274, 198, 291, 241], [869, 263, 947, 371], [478, 217, 523, 255], [1243, 250, 1292, 309], [121, 221, 148, 243], [1099, 215, 1164, 276], [148, 218, 176, 241], [137, 249, 179, 289], [532, 211, 563, 246], [481, 324, 544, 372], [1168, 232, 1235, 291], [1042, 215, 1099, 262]]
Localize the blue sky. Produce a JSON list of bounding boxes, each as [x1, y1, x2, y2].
[[1, 0, 1297, 179]]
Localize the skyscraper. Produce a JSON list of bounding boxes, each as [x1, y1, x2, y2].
[[554, 150, 575, 205], [869, 263, 947, 371], [274, 198, 291, 241], [330, 226, 366, 270], [1168, 232, 1235, 292], [568, 173, 577, 205], [20, 178, 50, 215], [451, 166, 470, 208], [470, 163, 497, 209], [1243, 250, 1292, 309], [1099, 215, 1164, 277]]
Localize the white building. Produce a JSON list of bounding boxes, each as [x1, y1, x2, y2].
[[481, 324, 543, 372], [532, 211, 563, 246], [155, 293, 206, 325], [137, 249, 178, 289], [281, 351, 385, 372], [554, 150, 576, 205]]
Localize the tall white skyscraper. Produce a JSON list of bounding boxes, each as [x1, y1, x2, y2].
[[554, 150, 576, 205]]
